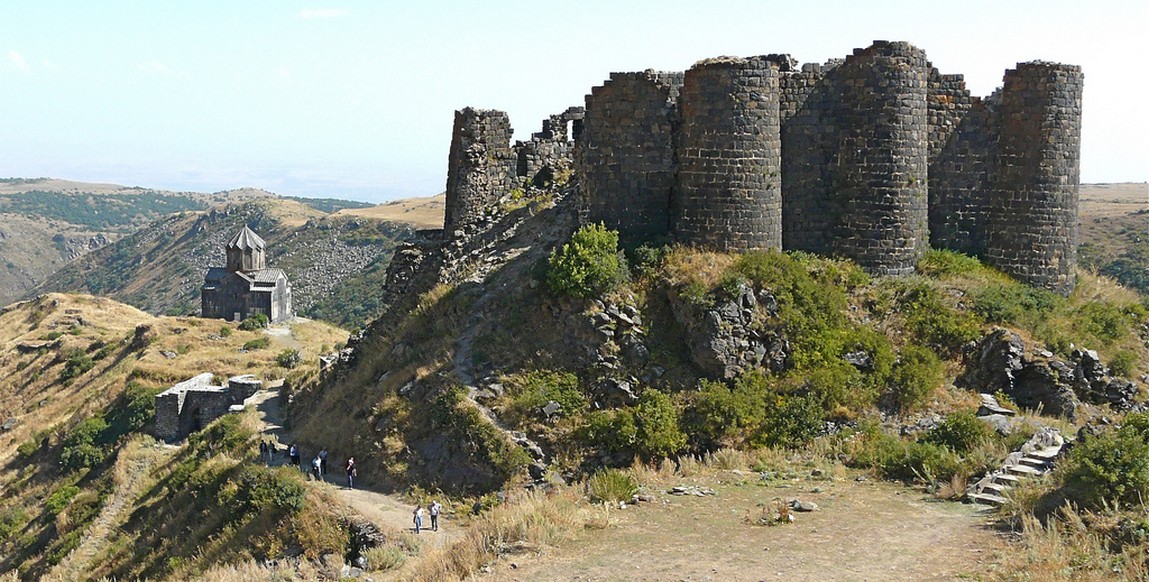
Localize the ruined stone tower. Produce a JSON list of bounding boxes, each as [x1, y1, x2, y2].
[[443, 108, 515, 236], [674, 57, 783, 251], [984, 62, 1084, 295]]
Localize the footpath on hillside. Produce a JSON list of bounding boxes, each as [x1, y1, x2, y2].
[[248, 383, 459, 549]]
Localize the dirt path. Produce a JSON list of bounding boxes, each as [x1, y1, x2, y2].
[[46, 442, 172, 582], [249, 375, 458, 545], [483, 473, 1003, 581]]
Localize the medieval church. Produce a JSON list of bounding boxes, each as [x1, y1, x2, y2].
[[200, 226, 293, 323]]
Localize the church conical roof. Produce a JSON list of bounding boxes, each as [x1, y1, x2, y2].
[[227, 226, 265, 250]]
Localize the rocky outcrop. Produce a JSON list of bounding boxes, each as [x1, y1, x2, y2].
[[666, 282, 788, 379], [960, 329, 1145, 418]]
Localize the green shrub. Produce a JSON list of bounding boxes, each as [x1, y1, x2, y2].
[[219, 326, 233, 338], [238, 313, 269, 331], [430, 388, 532, 482], [885, 345, 944, 412], [546, 223, 627, 298], [629, 243, 671, 277], [1072, 302, 1144, 346], [1109, 350, 1138, 378], [850, 425, 964, 483], [16, 439, 39, 459], [586, 469, 638, 503], [188, 413, 252, 456], [235, 466, 306, 515], [59, 348, 95, 382], [103, 382, 159, 439], [1060, 415, 1149, 510], [242, 337, 270, 351], [0, 507, 27, 542], [363, 544, 407, 572], [732, 252, 848, 352], [60, 417, 110, 470], [897, 281, 981, 354], [756, 392, 825, 449], [693, 371, 774, 447], [580, 409, 638, 457], [633, 389, 686, 459], [276, 349, 302, 369], [44, 485, 81, 516], [916, 249, 984, 278], [921, 411, 993, 454], [972, 283, 1061, 325], [505, 370, 586, 425]]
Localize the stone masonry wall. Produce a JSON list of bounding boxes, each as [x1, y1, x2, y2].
[[674, 57, 783, 251], [985, 62, 1084, 295], [442, 41, 1082, 292], [827, 41, 930, 276], [779, 61, 838, 254], [927, 69, 997, 256], [576, 71, 683, 244], [444, 108, 515, 236]]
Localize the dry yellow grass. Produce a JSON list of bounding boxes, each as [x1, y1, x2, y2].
[[335, 193, 446, 229]]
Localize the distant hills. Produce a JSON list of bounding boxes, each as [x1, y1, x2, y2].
[[0, 178, 445, 328]]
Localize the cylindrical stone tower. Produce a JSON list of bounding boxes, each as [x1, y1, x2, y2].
[[576, 71, 682, 245], [830, 41, 930, 276], [985, 62, 1084, 295], [443, 108, 515, 235], [674, 56, 782, 251]]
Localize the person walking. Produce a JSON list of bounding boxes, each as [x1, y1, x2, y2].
[[289, 443, 300, 470], [429, 500, 442, 532], [319, 448, 329, 479], [345, 456, 357, 489], [413, 505, 424, 534], [259, 440, 268, 466], [311, 455, 322, 481]]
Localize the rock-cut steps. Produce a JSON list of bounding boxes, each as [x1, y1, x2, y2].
[[965, 426, 1066, 507]]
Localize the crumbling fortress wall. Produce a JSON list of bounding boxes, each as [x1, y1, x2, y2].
[[441, 40, 1083, 294], [576, 71, 681, 244]]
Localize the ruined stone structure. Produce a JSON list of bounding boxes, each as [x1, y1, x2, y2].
[[441, 40, 1083, 293], [201, 226, 294, 322], [154, 373, 262, 442]]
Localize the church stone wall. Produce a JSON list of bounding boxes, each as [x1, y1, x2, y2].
[[674, 57, 782, 251], [985, 62, 1084, 295]]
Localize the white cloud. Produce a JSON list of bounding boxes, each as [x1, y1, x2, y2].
[[136, 60, 190, 80], [299, 8, 348, 19], [8, 50, 29, 71]]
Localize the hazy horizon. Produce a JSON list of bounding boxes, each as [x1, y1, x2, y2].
[[3, 0, 1146, 203]]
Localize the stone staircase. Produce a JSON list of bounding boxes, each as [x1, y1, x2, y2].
[[965, 424, 1066, 507]]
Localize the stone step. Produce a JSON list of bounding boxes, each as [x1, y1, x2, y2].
[[1027, 447, 1061, 461], [980, 482, 1010, 495], [992, 473, 1021, 485], [968, 492, 1008, 506], [1019, 456, 1051, 469], [1005, 464, 1044, 476]]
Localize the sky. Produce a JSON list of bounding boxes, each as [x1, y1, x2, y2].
[[1, 0, 1146, 203]]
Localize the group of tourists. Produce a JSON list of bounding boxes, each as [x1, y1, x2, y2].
[[258, 440, 356, 488], [256, 439, 442, 533], [412, 500, 442, 534]]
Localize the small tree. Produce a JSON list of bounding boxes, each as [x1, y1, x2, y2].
[[546, 224, 627, 298]]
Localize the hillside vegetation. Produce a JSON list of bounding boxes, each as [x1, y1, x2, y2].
[[0, 293, 350, 580], [284, 178, 1148, 579]]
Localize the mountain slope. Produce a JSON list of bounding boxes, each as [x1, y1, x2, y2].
[[25, 197, 415, 327]]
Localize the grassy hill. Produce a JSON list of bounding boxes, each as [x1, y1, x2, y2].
[[0, 293, 350, 580]]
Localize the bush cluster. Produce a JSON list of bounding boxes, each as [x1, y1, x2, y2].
[[505, 370, 586, 426], [238, 313, 270, 331], [586, 468, 638, 503], [546, 223, 627, 299], [1060, 413, 1149, 510]]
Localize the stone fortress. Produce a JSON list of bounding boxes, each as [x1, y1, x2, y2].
[[441, 40, 1084, 294]]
